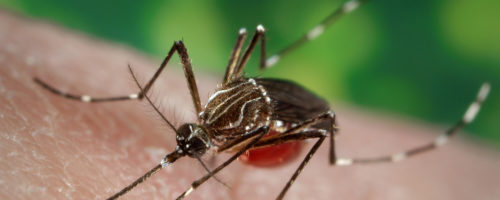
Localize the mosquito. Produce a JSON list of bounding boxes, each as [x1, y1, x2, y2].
[[34, 0, 491, 199]]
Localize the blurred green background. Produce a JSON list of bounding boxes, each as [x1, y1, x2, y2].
[[1, 0, 498, 147]]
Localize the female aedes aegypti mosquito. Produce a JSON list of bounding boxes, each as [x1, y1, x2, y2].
[[34, 0, 490, 199]]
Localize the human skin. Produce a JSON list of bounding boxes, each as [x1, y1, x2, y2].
[[1, 10, 500, 200]]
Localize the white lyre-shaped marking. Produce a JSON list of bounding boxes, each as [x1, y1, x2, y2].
[[207, 81, 250, 103], [220, 97, 262, 130], [206, 89, 254, 124]]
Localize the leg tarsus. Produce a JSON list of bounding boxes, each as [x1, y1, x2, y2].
[[264, 0, 369, 69], [276, 136, 326, 200], [230, 25, 267, 80], [35, 41, 202, 111], [34, 77, 140, 103], [335, 83, 490, 166], [223, 28, 248, 84]]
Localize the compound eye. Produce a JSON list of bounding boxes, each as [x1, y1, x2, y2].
[[176, 124, 210, 158], [185, 136, 209, 157], [176, 124, 191, 141]]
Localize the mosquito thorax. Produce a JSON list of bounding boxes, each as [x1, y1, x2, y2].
[[199, 78, 273, 145], [176, 123, 212, 158]]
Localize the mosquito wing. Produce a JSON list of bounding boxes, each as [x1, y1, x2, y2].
[[256, 78, 330, 124]]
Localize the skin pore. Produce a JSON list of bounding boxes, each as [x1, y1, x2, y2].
[[1, 10, 500, 200]]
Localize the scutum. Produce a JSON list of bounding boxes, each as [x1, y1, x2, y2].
[[201, 78, 272, 142]]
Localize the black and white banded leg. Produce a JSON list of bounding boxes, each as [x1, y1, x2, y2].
[[175, 126, 270, 200], [248, 111, 337, 200], [264, 0, 369, 68], [333, 83, 491, 166], [225, 24, 267, 82], [34, 77, 141, 103], [35, 41, 203, 114], [223, 28, 248, 84]]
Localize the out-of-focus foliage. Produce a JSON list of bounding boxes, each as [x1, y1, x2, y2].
[[1, 0, 498, 146]]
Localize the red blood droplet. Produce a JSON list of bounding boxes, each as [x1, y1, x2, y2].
[[239, 130, 303, 167]]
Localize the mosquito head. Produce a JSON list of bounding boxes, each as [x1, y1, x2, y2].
[[176, 123, 211, 158]]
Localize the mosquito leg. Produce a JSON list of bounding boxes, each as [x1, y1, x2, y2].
[[128, 65, 177, 131], [249, 123, 338, 165], [218, 110, 335, 152], [241, 111, 336, 200], [283, 110, 335, 136], [107, 150, 183, 200], [107, 164, 162, 200], [329, 115, 339, 164], [253, 130, 325, 149], [175, 126, 269, 200], [260, 112, 334, 200], [277, 136, 326, 200], [231, 25, 267, 80], [217, 125, 272, 153], [334, 83, 490, 166], [264, 0, 369, 68], [223, 28, 248, 84], [172, 41, 203, 115], [195, 157, 230, 189], [34, 41, 202, 114], [34, 77, 140, 103], [242, 129, 329, 200], [33, 42, 181, 103]]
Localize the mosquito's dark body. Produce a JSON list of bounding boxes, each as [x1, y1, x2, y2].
[[201, 78, 273, 144], [33, 0, 490, 199], [201, 77, 330, 149]]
